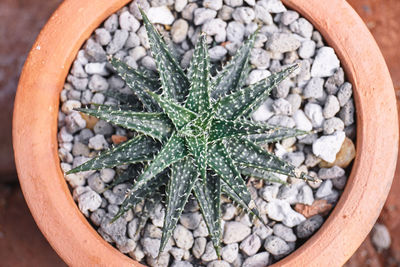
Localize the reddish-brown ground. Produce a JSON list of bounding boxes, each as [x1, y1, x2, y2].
[[0, 0, 399, 266]]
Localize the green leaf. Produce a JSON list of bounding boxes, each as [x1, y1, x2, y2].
[[209, 119, 307, 142], [140, 9, 190, 102], [185, 136, 208, 183], [238, 167, 287, 185], [160, 158, 199, 252], [145, 90, 198, 130], [215, 64, 299, 120], [77, 106, 173, 142], [103, 165, 141, 191], [207, 143, 253, 212], [125, 133, 188, 199], [103, 90, 143, 111], [109, 57, 161, 112], [185, 33, 211, 114], [67, 135, 160, 174], [193, 172, 221, 257], [211, 30, 258, 100]]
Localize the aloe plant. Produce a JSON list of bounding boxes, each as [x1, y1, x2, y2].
[[67, 10, 317, 257]]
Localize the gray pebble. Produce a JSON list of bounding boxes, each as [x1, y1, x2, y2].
[[224, 0, 243, 7], [85, 38, 107, 62], [193, 221, 209, 237], [88, 173, 105, 193], [252, 222, 273, 240], [67, 75, 89, 91], [95, 28, 112, 46], [266, 199, 305, 227], [89, 74, 109, 91], [290, 18, 313, 39], [179, 212, 202, 230], [209, 46, 227, 62], [283, 152, 305, 167], [221, 243, 239, 263], [204, 0, 223, 10], [218, 5, 234, 21], [268, 115, 295, 128], [259, 0, 286, 13], [337, 82, 353, 107], [88, 134, 109, 150], [277, 185, 298, 205], [298, 40, 316, 59], [91, 93, 105, 105], [119, 11, 140, 32], [193, 237, 207, 259], [71, 62, 88, 78], [107, 29, 129, 54], [273, 224, 297, 242], [194, 8, 217, 25], [304, 102, 324, 128], [129, 46, 147, 62], [223, 222, 251, 244], [90, 208, 106, 226], [242, 252, 270, 267], [125, 32, 141, 48], [325, 67, 345, 94], [137, 26, 150, 49], [65, 111, 86, 134], [318, 166, 345, 179], [171, 19, 189, 43], [303, 77, 324, 99], [100, 216, 127, 246], [323, 117, 345, 135], [293, 110, 313, 132], [94, 120, 114, 135], [247, 69, 270, 85], [323, 95, 340, 119], [254, 4, 273, 25], [174, 225, 194, 250], [250, 48, 270, 69], [296, 215, 324, 239], [171, 261, 193, 267], [147, 6, 175, 25], [72, 142, 90, 157], [67, 89, 81, 100], [182, 3, 198, 21], [202, 18, 227, 43], [201, 241, 218, 262], [311, 47, 340, 77], [332, 175, 347, 190], [127, 218, 139, 239], [141, 56, 157, 71], [240, 234, 262, 256], [207, 260, 230, 267], [264, 235, 290, 256], [315, 180, 333, 199], [371, 223, 391, 251], [312, 131, 345, 163], [104, 14, 119, 32], [339, 100, 355, 126], [141, 238, 162, 258], [281, 10, 299, 25], [175, 0, 188, 12], [226, 21, 245, 43], [266, 33, 301, 53], [297, 185, 314, 205]]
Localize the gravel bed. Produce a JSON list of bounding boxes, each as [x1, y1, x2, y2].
[[58, 0, 356, 266]]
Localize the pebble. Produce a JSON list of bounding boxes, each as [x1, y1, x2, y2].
[[371, 223, 391, 251], [266, 33, 301, 53], [247, 69, 271, 85], [147, 253, 170, 267], [296, 185, 314, 205], [240, 234, 262, 256], [174, 0, 187, 12], [254, 4, 273, 25], [290, 18, 313, 39], [71, 62, 88, 78], [77, 188, 102, 216], [104, 14, 119, 32], [294, 199, 333, 218], [204, 0, 223, 10], [264, 235, 290, 256], [90, 208, 106, 226], [193, 237, 207, 259], [250, 48, 270, 69], [311, 47, 340, 77], [100, 216, 127, 246], [251, 98, 274, 122], [182, 3, 198, 21], [304, 103, 324, 128], [293, 110, 313, 132], [298, 40, 316, 59], [320, 137, 356, 168], [337, 82, 353, 107], [223, 222, 251, 244], [232, 7, 255, 24], [193, 221, 209, 237], [281, 10, 299, 25], [318, 166, 345, 179], [171, 19, 189, 43], [313, 131, 345, 163], [296, 215, 324, 239], [268, 115, 295, 128], [259, 0, 286, 13], [266, 199, 306, 227], [65, 112, 86, 134], [172, 261, 193, 267], [174, 225, 194, 250], [315, 179, 334, 200], [87, 173, 105, 193], [202, 19, 227, 43], [273, 224, 297, 242], [323, 95, 340, 118], [147, 6, 175, 25], [207, 260, 230, 267], [303, 77, 324, 99], [61, 100, 81, 114], [194, 8, 217, 25], [107, 29, 129, 54], [179, 212, 202, 230], [325, 67, 345, 94], [221, 243, 239, 263], [226, 21, 245, 43], [89, 74, 109, 92], [209, 46, 227, 61], [323, 117, 345, 135], [224, 0, 243, 8], [85, 39, 107, 62], [119, 11, 140, 32], [201, 241, 218, 262], [242, 252, 270, 267], [88, 134, 109, 150], [339, 100, 355, 126]]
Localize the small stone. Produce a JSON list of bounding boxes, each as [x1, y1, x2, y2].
[[194, 8, 217, 25], [311, 47, 340, 77], [65, 111, 86, 134], [337, 82, 353, 107], [209, 46, 227, 61], [273, 224, 297, 242], [201, 241, 218, 262], [318, 166, 345, 179], [104, 14, 119, 32], [88, 134, 109, 150], [107, 29, 129, 54], [171, 19, 189, 43], [254, 4, 273, 25], [170, 247, 185, 261], [221, 243, 239, 263], [222, 203, 237, 220], [95, 28, 112, 46], [320, 137, 356, 168], [218, 5, 234, 21], [207, 260, 230, 267], [127, 218, 139, 239], [294, 199, 333, 218], [171, 261, 193, 267], [299, 40, 316, 59], [77, 189, 102, 216], [339, 100, 355, 126], [332, 175, 347, 190], [281, 10, 299, 25], [99, 168, 115, 183], [193, 221, 209, 237], [290, 18, 313, 39], [268, 115, 295, 128], [247, 69, 271, 85], [147, 6, 175, 25], [297, 185, 314, 205], [304, 103, 324, 128], [250, 48, 270, 69], [138, 26, 150, 49], [182, 3, 198, 20], [304, 77, 324, 99], [315, 179, 334, 199], [258, 0, 286, 13], [87, 173, 105, 193], [296, 215, 324, 239], [267, 199, 306, 227], [242, 252, 270, 267], [71, 61, 87, 78], [325, 67, 345, 94], [174, 225, 194, 250], [223, 222, 251, 244], [240, 234, 261, 256], [85, 39, 107, 61], [100, 216, 127, 246], [61, 99, 81, 114], [193, 237, 207, 259], [293, 110, 313, 132], [264, 235, 290, 256], [119, 11, 140, 32], [283, 152, 305, 168], [224, 0, 243, 7], [90, 208, 106, 226], [251, 98, 274, 122], [371, 223, 391, 251], [323, 95, 340, 119], [260, 184, 280, 202], [323, 117, 345, 135], [94, 120, 114, 136], [141, 238, 162, 258], [175, 0, 188, 12], [266, 33, 301, 53], [226, 21, 245, 43], [141, 56, 157, 71], [147, 253, 170, 267], [312, 131, 346, 163], [202, 19, 227, 43], [88, 74, 109, 92], [179, 212, 202, 230], [203, 0, 223, 10]]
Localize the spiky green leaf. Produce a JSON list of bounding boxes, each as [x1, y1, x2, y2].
[[140, 9, 189, 102], [67, 135, 160, 174], [185, 136, 208, 183], [160, 158, 199, 252], [238, 167, 287, 184], [193, 172, 221, 257], [103, 165, 141, 191], [109, 57, 161, 112], [215, 64, 299, 120], [211, 30, 258, 100], [185, 33, 211, 114], [77, 106, 173, 142], [103, 90, 143, 111]]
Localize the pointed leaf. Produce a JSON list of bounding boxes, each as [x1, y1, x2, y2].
[[109, 57, 161, 112], [211, 30, 258, 100], [192, 172, 221, 256], [185, 136, 208, 183], [238, 166, 287, 185], [160, 158, 199, 252], [140, 9, 190, 102], [215, 64, 299, 120], [104, 165, 142, 191], [209, 119, 307, 142], [103, 90, 143, 111], [67, 135, 160, 174], [77, 106, 173, 142], [125, 133, 188, 198], [145, 90, 197, 130], [186, 33, 211, 114]]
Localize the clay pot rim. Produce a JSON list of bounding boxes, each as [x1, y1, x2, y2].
[[12, 0, 398, 266]]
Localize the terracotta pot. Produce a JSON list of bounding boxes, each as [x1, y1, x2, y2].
[[12, 0, 398, 266]]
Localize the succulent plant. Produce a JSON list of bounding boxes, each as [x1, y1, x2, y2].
[[67, 10, 316, 256]]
